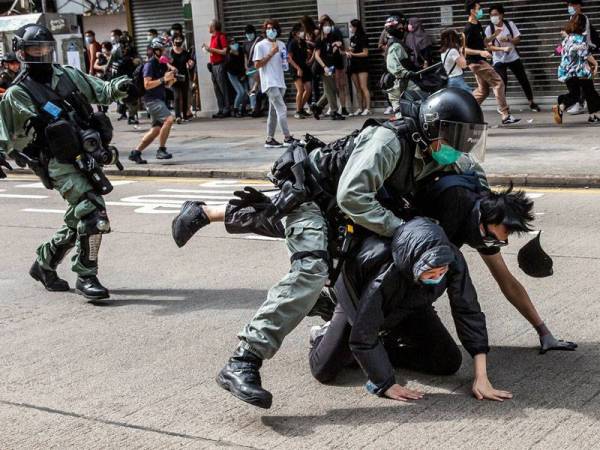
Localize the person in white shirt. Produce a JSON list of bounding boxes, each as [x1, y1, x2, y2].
[[253, 19, 294, 148], [485, 4, 540, 112], [440, 29, 470, 92]]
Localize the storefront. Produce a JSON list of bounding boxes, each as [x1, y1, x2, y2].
[[360, 0, 600, 103]]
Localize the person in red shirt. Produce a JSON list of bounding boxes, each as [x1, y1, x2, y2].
[[85, 30, 102, 76], [202, 20, 231, 118]]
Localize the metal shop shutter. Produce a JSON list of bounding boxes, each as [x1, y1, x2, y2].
[[360, 0, 600, 103], [219, 0, 319, 102], [129, 0, 185, 55]]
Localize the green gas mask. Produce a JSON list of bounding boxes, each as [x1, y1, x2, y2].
[[431, 143, 462, 165]]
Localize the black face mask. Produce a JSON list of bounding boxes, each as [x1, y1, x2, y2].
[[27, 63, 53, 84]]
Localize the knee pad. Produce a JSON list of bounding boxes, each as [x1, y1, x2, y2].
[[80, 209, 111, 236]]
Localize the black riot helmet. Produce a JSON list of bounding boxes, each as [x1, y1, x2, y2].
[[2, 52, 19, 63], [12, 23, 56, 64], [418, 88, 488, 162]]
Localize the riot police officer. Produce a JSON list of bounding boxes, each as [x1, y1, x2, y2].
[[0, 52, 21, 97], [0, 24, 133, 300], [172, 87, 490, 409]]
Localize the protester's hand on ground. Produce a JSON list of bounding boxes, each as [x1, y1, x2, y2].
[[384, 384, 424, 402], [539, 334, 578, 354], [472, 376, 512, 402]]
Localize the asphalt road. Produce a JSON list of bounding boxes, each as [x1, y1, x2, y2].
[[1, 175, 599, 449]]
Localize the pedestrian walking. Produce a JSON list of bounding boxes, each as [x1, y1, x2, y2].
[[485, 4, 540, 112], [129, 37, 175, 164], [203, 20, 231, 118], [171, 35, 194, 123], [440, 29, 471, 92], [553, 13, 600, 124], [253, 19, 294, 148], [346, 19, 372, 116], [287, 23, 312, 119], [464, 0, 520, 124]]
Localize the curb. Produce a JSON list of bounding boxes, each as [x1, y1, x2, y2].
[[10, 167, 600, 188]]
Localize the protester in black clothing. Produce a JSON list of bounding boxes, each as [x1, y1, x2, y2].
[[226, 38, 249, 118], [405, 17, 434, 68], [242, 24, 264, 117], [288, 23, 312, 119], [171, 35, 194, 123], [309, 218, 512, 402], [346, 19, 371, 116], [300, 15, 321, 104]]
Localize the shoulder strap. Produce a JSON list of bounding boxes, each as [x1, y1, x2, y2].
[[504, 20, 515, 37], [443, 50, 457, 76]]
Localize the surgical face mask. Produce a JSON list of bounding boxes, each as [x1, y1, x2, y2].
[[421, 274, 445, 286], [323, 25, 332, 35], [476, 8, 484, 20], [85, 36, 94, 45], [246, 33, 255, 41], [568, 6, 576, 15], [147, 34, 154, 41], [230, 43, 239, 51], [431, 143, 462, 165], [266, 29, 278, 40], [490, 15, 501, 26], [407, 24, 414, 32]]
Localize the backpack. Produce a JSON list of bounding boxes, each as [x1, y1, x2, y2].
[[132, 62, 146, 98]]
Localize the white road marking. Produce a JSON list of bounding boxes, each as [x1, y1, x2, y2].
[[111, 180, 138, 186], [243, 235, 283, 242], [0, 194, 47, 199], [526, 193, 545, 199], [16, 182, 46, 189], [22, 208, 65, 214]]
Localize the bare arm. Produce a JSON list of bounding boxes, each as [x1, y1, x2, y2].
[[314, 48, 327, 69], [480, 252, 543, 327]]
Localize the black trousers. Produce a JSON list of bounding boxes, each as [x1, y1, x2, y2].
[[309, 303, 462, 384], [173, 80, 190, 119], [493, 58, 534, 101], [558, 77, 600, 114]]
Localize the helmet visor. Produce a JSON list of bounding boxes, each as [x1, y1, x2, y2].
[[18, 41, 56, 63], [438, 120, 487, 162]]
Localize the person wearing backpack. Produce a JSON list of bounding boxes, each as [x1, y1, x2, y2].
[[440, 29, 471, 92], [485, 4, 540, 112]]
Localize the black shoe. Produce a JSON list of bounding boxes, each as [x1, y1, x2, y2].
[[171, 201, 209, 247], [331, 112, 346, 120], [216, 348, 273, 409], [76, 276, 109, 300], [529, 102, 541, 112], [117, 114, 127, 121], [212, 112, 225, 119], [589, 115, 600, 123], [265, 138, 284, 148], [284, 136, 297, 146], [156, 147, 173, 160], [29, 261, 70, 292], [128, 150, 147, 164], [175, 117, 182, 124], [341, 107, 350, 116], [251, 110, 262, 118], [501, 115, 521, 125], [310, 103, 322, 120]]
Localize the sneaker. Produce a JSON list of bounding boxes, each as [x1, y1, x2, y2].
[[310, 103, 322, 120], [324, 108, 332, 117], [175, 117, 182, 124], [501, 115, 521, 125], [300, 110, 311, 118], [384, 106, 394, 114], [552, 105, 563, 124], [331, 111, 346, 120], [156, 147, 173, 160], [265, 138, 284, 148], [350, 109, 362, 116], [341, 107, 350, 116], [361, 109, 372, 116], [294, 111, 305, 119], [588, 115, 600, 124], [212, 112, 225, 119], [284, 136, 298, 146], [566, 102, 586, 115], [529, 102, 541, 112], [128, 150, 147, 164]]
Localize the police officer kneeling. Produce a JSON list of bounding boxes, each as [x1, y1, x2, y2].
[[0, 24, 134, 300]]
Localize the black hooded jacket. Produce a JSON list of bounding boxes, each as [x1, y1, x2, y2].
[[336, 217, 489, 394]]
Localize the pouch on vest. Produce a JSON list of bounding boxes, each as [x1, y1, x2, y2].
[[45, 119, 81, 162]]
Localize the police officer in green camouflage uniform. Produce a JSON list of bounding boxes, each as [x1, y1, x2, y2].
[[0, 24, 133, 300], [0, 52, 21, 96]]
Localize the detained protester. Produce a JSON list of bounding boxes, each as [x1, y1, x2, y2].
[[253, 19, 295, 148], [0, 24, 134, 300], [440, 29, 471, 92], [464, 0, 520, 125], [129, 38, 175, 164], [309, 218, 511, 402], [171, 88, 490, 409], [383, 14, 425, 112], [485, 4, 540, 112], [553, 13, 600, 124]]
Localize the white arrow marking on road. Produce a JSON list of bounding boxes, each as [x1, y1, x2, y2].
[[0, 194, 47, 199]]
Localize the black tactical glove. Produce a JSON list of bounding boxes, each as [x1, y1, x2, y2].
[[539, 334, 578, 354], [405, 71, 421, 81], [229, 186, 274, 211], [0, 152, 12, 179], [118, 79, 139, 104]]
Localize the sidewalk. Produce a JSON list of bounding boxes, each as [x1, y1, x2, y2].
[[19, 108, 600, 186]]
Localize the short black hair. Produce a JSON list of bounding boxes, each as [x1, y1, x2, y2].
[[567, 0, 583, 5], [479, 184, 535, 234], [244, 24, 256, 34], [85, 30, 95, 36], [490, 3, 505, 14], [465, 0, 479, 13], [148, 28, 158, 35], [111, 29, 122, 36]]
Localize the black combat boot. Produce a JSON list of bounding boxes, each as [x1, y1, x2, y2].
[[156, 147, 173, 160], [76, 275, 109, 300], [29, 261, 70, 292], [216, 347, 273, 409], [171, 201, 209, 247]]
